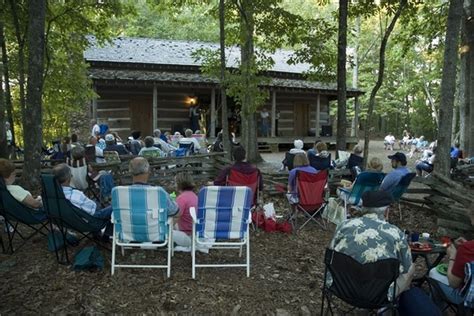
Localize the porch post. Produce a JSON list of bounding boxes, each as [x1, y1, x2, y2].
[[210, 88, 216, 138], [351, 96, 359, 138], [92, 85, 97, 121], [152, 84, 158, 131], [271, 90, 276, 137], [315, 94, 321, 138]]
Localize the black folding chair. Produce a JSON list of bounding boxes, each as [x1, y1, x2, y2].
[[0, 178, 49, 253], [321, 248, 400, 315], [283, 152, 296, 171], [41, 174, 109, 264], [308, 153, 332, 171]]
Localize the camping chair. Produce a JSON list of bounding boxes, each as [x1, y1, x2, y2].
[[110, 186, 173, 276], [321, 248, 400, 315], [0, 178, 49, 254], [41, 174, 109, 264], [309, 153, 332, 171], [103, 151, 121, 163], [288, 170, 328, 231], [226, 169, 262, 229], [190, 186, 252, 279], [347, 154, 364, 180], [338, 171, 385, 218], [391, 172, 416, 221], [283, 152, 296, 171], [178, 142, 194, 156], [84, 145, 96, 163]]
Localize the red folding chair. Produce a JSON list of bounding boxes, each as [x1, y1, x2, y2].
[[226, 168, 262, 228], [289, 170, 328, 231]]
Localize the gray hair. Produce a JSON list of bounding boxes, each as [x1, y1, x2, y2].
[[185, 129, 193, 137], [360, 206, 388, 219], [71, 145, 85, 160], [153, 129, 161, 137], [53, 163, 72, 184], [129, 157, 149, 176]]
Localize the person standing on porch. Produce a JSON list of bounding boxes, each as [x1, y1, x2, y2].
[[189, 105, 200, 133], [260, 108, 270, 137]]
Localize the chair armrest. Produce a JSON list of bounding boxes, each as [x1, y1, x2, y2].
[[190, 206, 197, 223]]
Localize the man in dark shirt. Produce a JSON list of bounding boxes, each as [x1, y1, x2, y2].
[[213, 146, 263, 190], [103, 134, 130, 155]]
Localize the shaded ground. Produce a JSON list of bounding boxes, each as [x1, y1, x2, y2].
[[0, 140, 441, 314]]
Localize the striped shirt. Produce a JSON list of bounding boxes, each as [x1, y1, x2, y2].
[[62, 186, 97, 216]]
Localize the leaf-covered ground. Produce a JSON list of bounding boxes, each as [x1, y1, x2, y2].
[[0, 141, 443, 314]]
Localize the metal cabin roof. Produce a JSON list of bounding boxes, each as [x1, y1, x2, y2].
[[85, 37, 312, 74]]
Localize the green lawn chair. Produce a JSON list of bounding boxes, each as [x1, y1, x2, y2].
[[0, 178, 49, 254], [40, 174, 109, 264]]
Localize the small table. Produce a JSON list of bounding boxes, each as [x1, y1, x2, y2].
[[411, 245, 447, 286]]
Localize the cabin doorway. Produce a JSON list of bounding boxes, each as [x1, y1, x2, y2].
[[130, 97, 153, 136], [293, 104, 309, 136]]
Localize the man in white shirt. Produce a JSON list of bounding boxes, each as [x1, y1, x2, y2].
[[91, 119, 100, 138], [384, 132, 396, 151], [153, 129, 176, 154], [178, 129, 201, 154]]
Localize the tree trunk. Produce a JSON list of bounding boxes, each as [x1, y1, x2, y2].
[[466, 0, 474, 157], [1, 21, 15, 148], [8, 0, 27, 120], [459, 26, 467, 151], [239, 0, 261, 163], [351, 17, 360, 138], [0, 22, 6, 159], [336, 0, 348, 151], [219, 0, 231, 160], [437, 0, 462, 176], [363, 0, 407, 168], [22, 0, 46, 189]]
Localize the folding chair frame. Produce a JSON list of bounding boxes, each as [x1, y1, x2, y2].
[[0, 181, 49, 254], [288, 170, 328, 232], [41, 175, 109, 264], [111, 217, 173, 277], [321, 248, 399, 316], [190, 207, 251, 279]]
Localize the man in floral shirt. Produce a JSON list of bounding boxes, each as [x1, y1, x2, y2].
[[330, 191, 415, 297]]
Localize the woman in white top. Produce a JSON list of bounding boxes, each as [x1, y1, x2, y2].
[[0, 159, 42, 209]]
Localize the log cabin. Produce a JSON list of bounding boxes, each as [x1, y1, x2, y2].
[[84, 37, 363, 149]]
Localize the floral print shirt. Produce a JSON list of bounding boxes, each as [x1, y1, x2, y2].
[[330, 213, 412, 274]]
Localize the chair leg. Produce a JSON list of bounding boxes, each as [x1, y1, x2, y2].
[[111, 231, 116, 276], [246, 236, 250, 277], [192, 234, 196, 279]]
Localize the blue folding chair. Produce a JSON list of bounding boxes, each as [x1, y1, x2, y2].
[[0, 178, 48, 253], [338, 172, 385, 218], [110, 185, 174, 276], [391, 172, 416, 221], [190, 186, 252, 279], [41, 174, 109, 264]]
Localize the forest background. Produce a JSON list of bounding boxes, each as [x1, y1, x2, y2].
[[0, 0, 473, 188]]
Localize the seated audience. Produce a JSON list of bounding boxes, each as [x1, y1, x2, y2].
[[451, 142, 462, 160], [52, 163, 112, 219], [337, 157, 383, 196], [399, 130, 412, 150], [330, 191, 415, 297], [384, 132, 396, 150], [307, 140, 321, 157], [213, 146, 263, 190], [408, 135, 429, 158], [111, 132, 123, 145], [128, 157, 178, 215], [415, 146, 436, 176], [429, 237, 474, 306], [0, 159, 43, 210], [87, 136, 105, 163], [287, 153, 318, 203], [128, 130, 143, 155], [211, 132, 224, 152], [153, 129, 176, 154], [308, 142, 332, 170], [380, 152, 410, 193], [281, 139, 306, 170], [139, 136, 165, 158], [67, 145, 90, 191], [104, 134, 130, 155], [178, 129, 201, 154]]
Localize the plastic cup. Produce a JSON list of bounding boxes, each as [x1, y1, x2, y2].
[[411, 232, 420, 242], [422, 232, 430, 240]]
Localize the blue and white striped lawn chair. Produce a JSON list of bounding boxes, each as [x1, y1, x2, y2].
[[190, 186, 252, 279], [111, 186, 173, 276]]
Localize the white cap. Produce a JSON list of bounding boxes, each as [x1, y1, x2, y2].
[[105, 134, 115, 141]]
